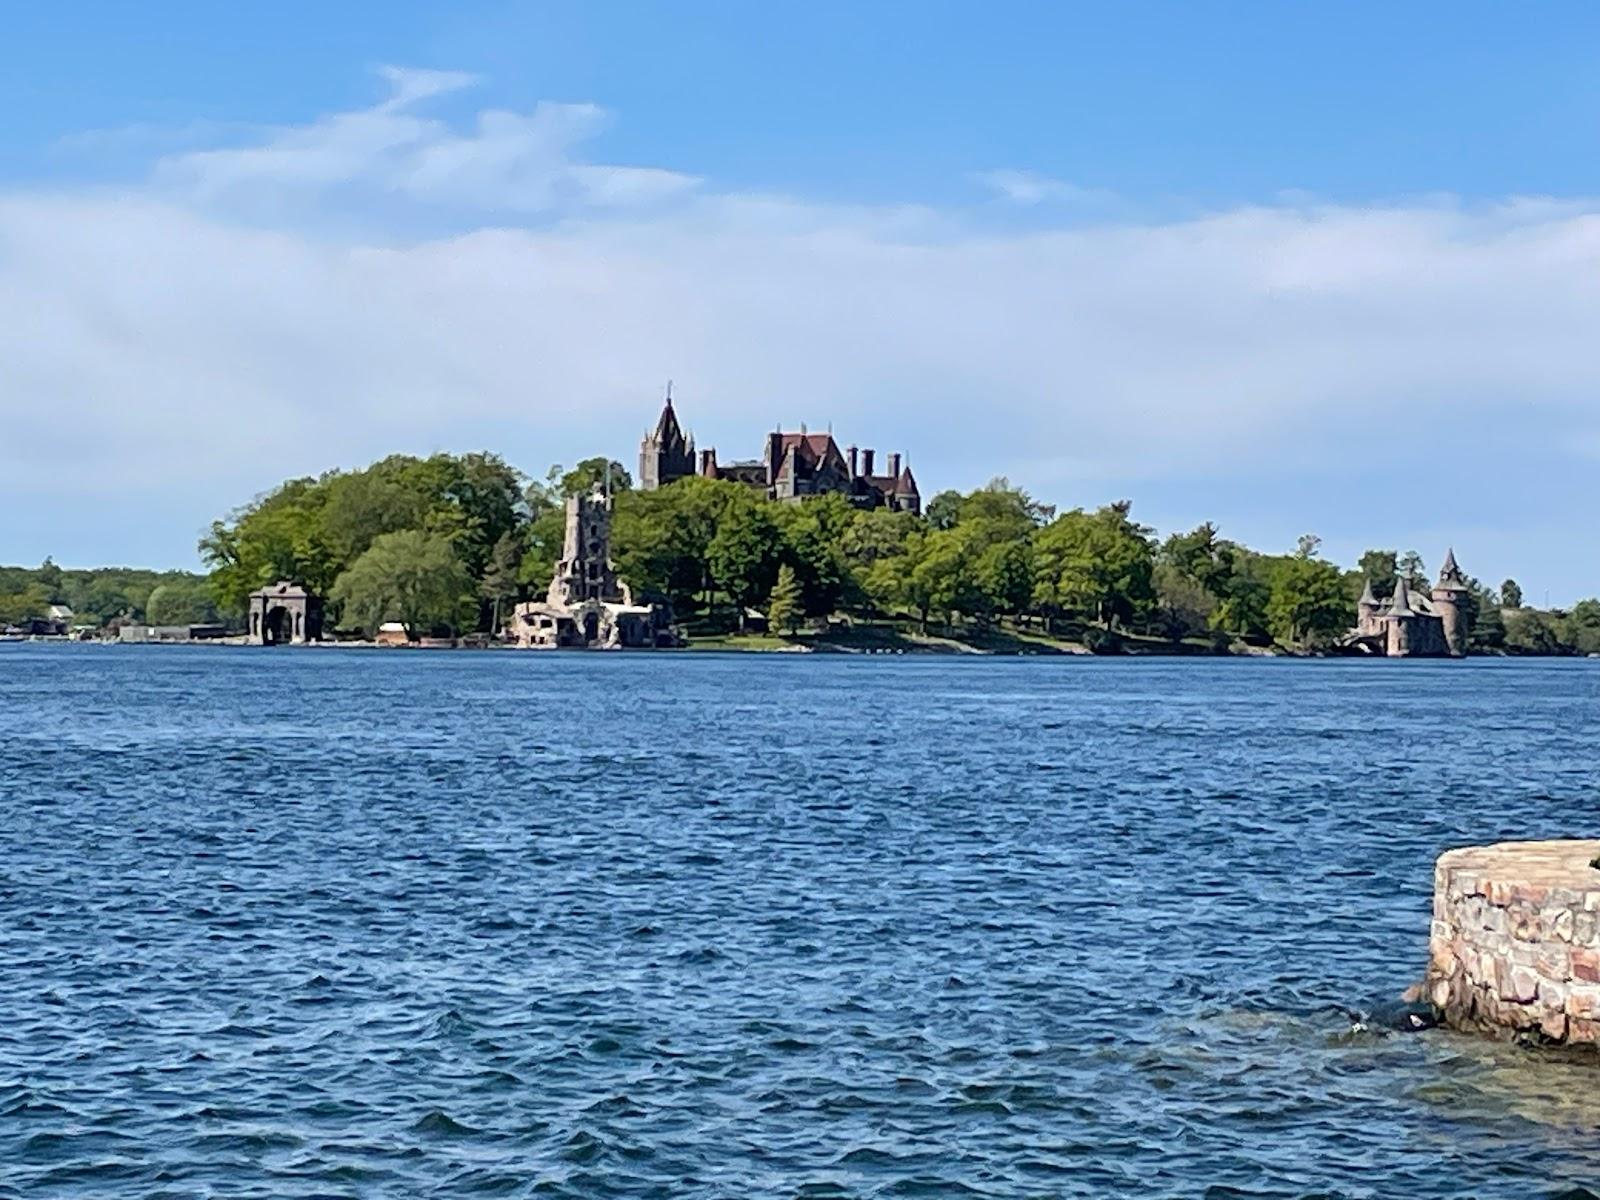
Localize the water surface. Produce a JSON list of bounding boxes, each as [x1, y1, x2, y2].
[[3, 645, 1599, 1197]]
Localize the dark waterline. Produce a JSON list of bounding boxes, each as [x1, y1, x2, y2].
[[3, 644, 1600, 1198]]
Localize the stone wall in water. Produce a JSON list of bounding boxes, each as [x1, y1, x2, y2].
[[1425, 840, 1600, 1045]]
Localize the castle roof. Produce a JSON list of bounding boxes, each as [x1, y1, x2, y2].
[[1387, 576, 1417, 618], [651, 397, 687, 447], [772, 431, 848, 476], [895, 465, 919, 497], [1359, 577, 1378, 606], [1435, 547, 1469, 592]]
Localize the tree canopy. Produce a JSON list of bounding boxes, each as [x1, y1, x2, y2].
[[329, 530, 474, 639]]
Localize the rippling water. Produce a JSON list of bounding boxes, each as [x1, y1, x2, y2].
[[4, 645, 1600, 1197]]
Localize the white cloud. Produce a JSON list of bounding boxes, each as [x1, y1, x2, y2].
[[973, 168, 1114, 207], [151, 66, 698, 215], [373, 65, 480, 111], [2, 71, 1599, 599]]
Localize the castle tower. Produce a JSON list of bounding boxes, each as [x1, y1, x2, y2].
[[1356, 576, 1382, 636], [638, 391, 695, 491], [549, 484, 629, 607], [1431, 547, 1471, 658], [1385, 575, 1416, 657]]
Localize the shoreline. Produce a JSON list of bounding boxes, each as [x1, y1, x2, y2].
[[5, 633, 1583, 659]]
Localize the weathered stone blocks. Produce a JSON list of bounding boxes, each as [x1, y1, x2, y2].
[[1422, 839, 1600, 1047]]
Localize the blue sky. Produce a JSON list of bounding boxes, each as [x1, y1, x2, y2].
[[3, 3, 1599, 602]]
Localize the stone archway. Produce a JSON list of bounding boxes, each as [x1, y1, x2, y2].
[[246, 581, 323, 646], [263, 605, 293, 645]]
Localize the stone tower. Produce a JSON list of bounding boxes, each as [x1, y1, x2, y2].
[[1356, 576, 1383, 636], [1431, 547, 1471, 658], [549, 484, 629, 608], [1385, 576, 1419, 657], [638, 392, 694, 491]]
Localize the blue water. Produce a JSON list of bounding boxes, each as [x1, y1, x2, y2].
[[3, 646, 1600, 1198]]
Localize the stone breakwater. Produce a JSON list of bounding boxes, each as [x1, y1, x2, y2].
[[1424, 839, 1600, 1045]]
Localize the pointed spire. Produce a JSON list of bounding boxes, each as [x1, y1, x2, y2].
[[1435, 546, 1468, 592], [1359, 577, 1378, 606], [652, 392, 684, 444], [1388, 575, 1415, 617]]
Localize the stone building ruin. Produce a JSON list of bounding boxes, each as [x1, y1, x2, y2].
[[510, 484, 672, 649], [247, 581, 322, 645]]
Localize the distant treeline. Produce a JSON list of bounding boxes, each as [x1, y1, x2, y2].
[[8, 450, 1599, 654], [0, 563, 215, 629]]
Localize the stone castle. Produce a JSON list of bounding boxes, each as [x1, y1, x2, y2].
[[639, 393, 921, 514], [510, 484, 671, 649], [1353, 548, 1471, 657]]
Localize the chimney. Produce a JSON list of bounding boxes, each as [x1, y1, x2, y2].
[[699, 448, 717, 477], [861, 448, 875, 477], [848, 445, 859, 477], [888, 452, 902, 479]]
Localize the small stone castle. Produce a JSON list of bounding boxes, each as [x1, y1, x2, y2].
[[510, 484, 671, 649], [1353, 549, 1471, 657], [639, 392, 921, 514]]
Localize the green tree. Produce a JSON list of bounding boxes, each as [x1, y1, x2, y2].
[[200, 476, 338, 616], [1357, 549, 1398, 600], [0, 583, 53, 625], [924, 490, 965, 531], [612, 476, 741, 610], [1161, 523, 1232, 598], [37, 557, 64, 602], [1470, 596, 1506, 651], [330, 530, 473, 639], [1153, 562, 1217, 642], [767, 563, 805, 634], [1501, 578, 1523, 609], [708, 501, 783, 628], [1504, 608, 1567, 655], [910, 527, 982, 630], [1266, 542, 1351, 648], [774, 499, 850, 617], [1397, 549, 1428, 590], [1567, 598, 1600, 656], [975, 538, 1034, 621], [480, 531, 523, 634], [146, 579, 219, 627], [1032, 503, 1154, 630], [958, 477, 1053, 539], [552, 457, 632, 498], [1212, 567, 1271, 640]]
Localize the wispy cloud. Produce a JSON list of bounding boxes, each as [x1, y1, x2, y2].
[[972, 168, 1114, 207], [149, 65, 699, 215], [2, 70, 1599, 598]]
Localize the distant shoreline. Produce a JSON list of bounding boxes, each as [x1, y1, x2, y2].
[[6, 633, 1588, 660]]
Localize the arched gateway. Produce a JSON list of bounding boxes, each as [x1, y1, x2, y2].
[[247, 582, 322, 646]]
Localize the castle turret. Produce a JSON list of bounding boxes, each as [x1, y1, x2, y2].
[[1386, 576, 1416, 656], [893, 462, 921, 515], [639, 391, 694, 490], [1431, 547, 1471, 657], [1357, 576, 1382, 635]]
